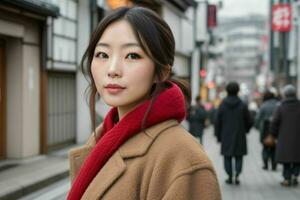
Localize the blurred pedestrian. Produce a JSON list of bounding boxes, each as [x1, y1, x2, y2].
[[187, 95, 207, 144], [214, 81, 253, 185], [248, 100, 258, 125], [67, 7, 221, 199], [254, 89, 278, 171], [270, 84, 300, 187]]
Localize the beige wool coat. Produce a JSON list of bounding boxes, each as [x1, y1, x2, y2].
[[69, 120, 222, 200]]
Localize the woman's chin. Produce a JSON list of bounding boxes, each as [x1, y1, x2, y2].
[[102, 99, 124, 108]]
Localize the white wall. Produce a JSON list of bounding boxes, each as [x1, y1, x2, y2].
[[76, 0, 92, 143], [162, 6, 181, 51], [173, 55, 189, 77], [22, 44, 40, 157], [181, 19, 194, 53], [182, 7, 195, 53], [162, 4, 195, 78], [3, 14, 41, 158]]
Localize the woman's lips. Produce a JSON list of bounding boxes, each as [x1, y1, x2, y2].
[[105, 84, 125, 94]]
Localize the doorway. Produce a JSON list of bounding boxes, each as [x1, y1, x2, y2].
[[0, 40, 6, 159]]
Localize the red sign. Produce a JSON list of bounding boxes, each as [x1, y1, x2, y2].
[[207, 5, 217, 28], [272, 3, 292, 32], [200, 69, 206, 78]]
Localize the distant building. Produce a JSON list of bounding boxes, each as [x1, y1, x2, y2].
[[214, 15, 268, 96]]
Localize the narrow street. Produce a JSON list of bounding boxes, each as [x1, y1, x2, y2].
[[203, 126, 300, 200], [19, 126, 300, 200]]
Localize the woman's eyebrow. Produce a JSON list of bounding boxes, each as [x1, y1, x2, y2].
[[121, 43, 140, 48], [96, 42, 110, 47], [96, 42, 140, 48]]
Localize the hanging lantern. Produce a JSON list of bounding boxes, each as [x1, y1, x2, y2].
[[106, 0, 132, 10]]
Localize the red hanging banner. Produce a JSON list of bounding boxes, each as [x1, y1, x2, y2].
[[207, 4, 217, 28], [272, 3, 292, 32]]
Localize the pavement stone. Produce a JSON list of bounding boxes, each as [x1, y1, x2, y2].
[[0, 147, 73, 200]]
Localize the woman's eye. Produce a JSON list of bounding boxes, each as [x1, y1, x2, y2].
[[126, 53, 141, 60], [95, 52, 109, 59]]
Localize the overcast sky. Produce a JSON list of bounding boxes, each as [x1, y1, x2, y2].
[[209, 0, 269, 17]]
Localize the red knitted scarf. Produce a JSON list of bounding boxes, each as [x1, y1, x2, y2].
[[67, 82, 186, 200]]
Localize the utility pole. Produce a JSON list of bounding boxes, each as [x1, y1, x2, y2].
[[296, 0, 300, 97], [192, 0, 208, 105], [270, 0, 275, 86], [282, 0, 290, 84]]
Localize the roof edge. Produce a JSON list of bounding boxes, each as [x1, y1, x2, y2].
[[0, 0, 60, 18]]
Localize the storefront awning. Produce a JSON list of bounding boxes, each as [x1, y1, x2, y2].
[[0, 0, 60, 18], [168, 0, 197, 12]]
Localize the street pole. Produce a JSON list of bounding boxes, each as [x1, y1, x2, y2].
[[270, 0, 275, 86], [296, 1, 300, 97], [193, 0, 208, 105], [283, 0, 290, 84]]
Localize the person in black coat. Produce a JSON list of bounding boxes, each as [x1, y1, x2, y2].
[[214, 82, 252, 185], [187, 95, 207, 144], [270, 85, 300, 187]]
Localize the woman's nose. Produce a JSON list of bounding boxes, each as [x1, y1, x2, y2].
[[108, 70, 120, 78], [107, 57, 122, 78]]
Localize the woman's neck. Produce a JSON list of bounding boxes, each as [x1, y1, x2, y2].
[[117, 95, 151, 120]]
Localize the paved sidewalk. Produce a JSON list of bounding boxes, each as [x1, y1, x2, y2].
[[0, 146, 75, 200], [203, 126, 300, 200]]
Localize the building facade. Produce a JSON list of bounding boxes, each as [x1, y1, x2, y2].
[[0, 0, 197, 160], [0, 0, 59, 159]]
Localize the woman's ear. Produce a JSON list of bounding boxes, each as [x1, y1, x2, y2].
[[160, 65, 171, 82], [153, 65, 171, 83]]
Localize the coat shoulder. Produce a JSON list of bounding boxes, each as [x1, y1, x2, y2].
[[144, 125, 220, 199], [150, 125, 214, 170]]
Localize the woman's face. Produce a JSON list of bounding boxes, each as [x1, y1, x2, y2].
[[91, 20, 155, 119]]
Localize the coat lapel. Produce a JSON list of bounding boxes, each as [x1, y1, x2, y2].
[[68, 135, 96, 184], [68, 120, 179, 199], [81, 151, 126, 200]]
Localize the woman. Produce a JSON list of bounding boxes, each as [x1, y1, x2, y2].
[[254, 89, 278, 171], [67, 7, 221, 200]]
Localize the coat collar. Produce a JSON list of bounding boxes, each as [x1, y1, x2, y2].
[[118, 119, 178, 158], [69, 119, 178, 199]]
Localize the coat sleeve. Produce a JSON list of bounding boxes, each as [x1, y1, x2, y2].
[[243, 104, 253, 133], [214, 106, 222, 141], [254, 108, 264, 130], [270, 106, 281, 137], [162, 168, 221, 200]]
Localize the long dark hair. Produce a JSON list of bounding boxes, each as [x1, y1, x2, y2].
[[81, 7, 190, 133]]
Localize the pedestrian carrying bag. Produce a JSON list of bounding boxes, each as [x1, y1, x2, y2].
[[262, 119, 275, 147], [263, 134, 276, 147]]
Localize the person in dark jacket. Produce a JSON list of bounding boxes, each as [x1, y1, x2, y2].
[[270, 85, 300, 187], [254, 89, 278, 171], [214, 82, 252, 185], [187, 95, 207, 144]]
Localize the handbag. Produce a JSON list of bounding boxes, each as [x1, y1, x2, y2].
[[263, 134, 276, 147]]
